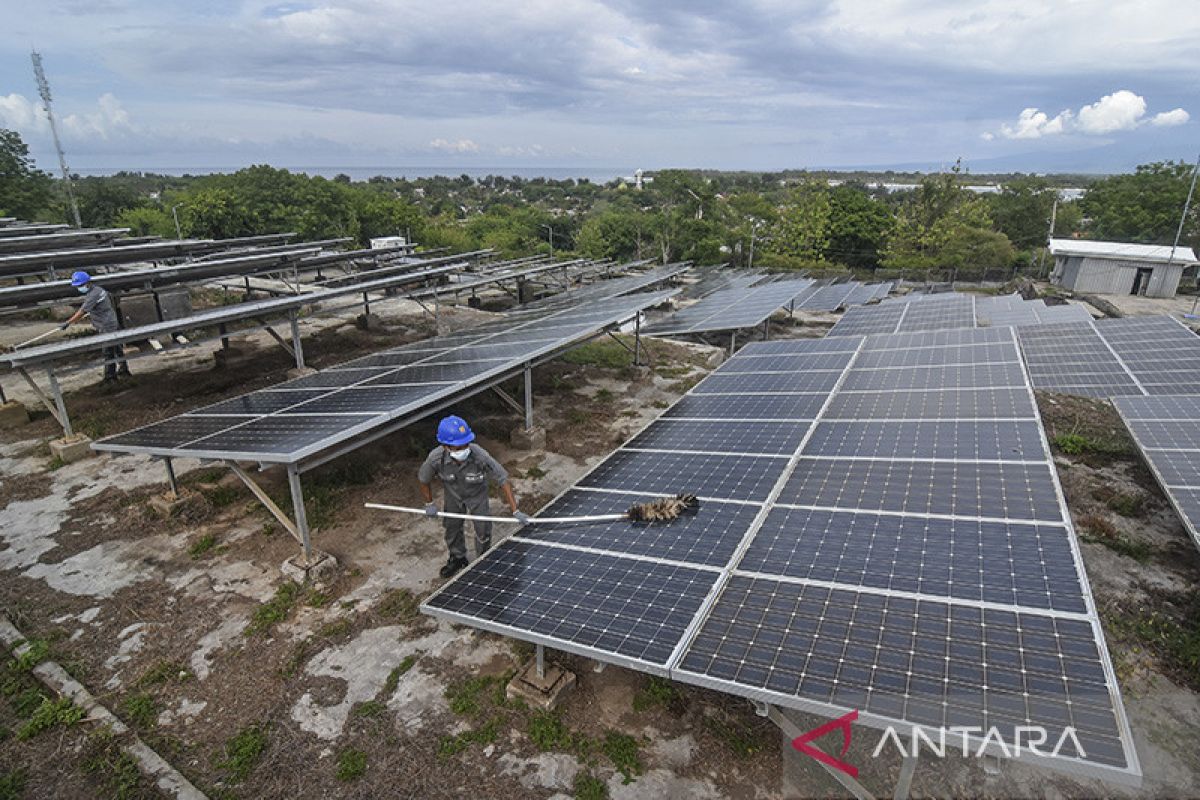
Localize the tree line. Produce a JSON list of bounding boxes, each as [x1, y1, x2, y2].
[[2, 128, 1197, 281]]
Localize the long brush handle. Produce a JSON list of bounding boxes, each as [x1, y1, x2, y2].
[[365, 502, 627, 524], [14, 327, 61, 349]]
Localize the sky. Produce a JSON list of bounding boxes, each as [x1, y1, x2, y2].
[[0, 0, 1197, 175]]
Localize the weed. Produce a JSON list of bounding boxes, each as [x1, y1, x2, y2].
[[1105, 593, 1200, 689], [204, 485, 243, 508], [1078, 514, 1151, 562], [0, 769, 26, 800], [601, 731, 643, 784], [188, 533, 219, 559], [595, 388, 615, 402], [83, 728, 143, 800], [560, 340, 631, 370], [632, 676, 682, 713], [438, 717, 500, 757], [1049, 430, 1133, 460], [218, 724, 269, 782], [377, 588, 420, 622], [336, 748, 367, 781], [651, 400, 669, 409], [384, 654, 419, 695], [705, 715, 768, 758], [654, 365, 691, 378], [122, 693, 157, 728], [566, 408, 593, 425], [445, 675, 496, 716], [1106, 492, 1147, 518], [247, 581, 303, 635], [528, 710, 572, 751], [317, 618, 353, 638], [573, 771, 608, 800], [186, 467, 226, 484], [352, 700, 387, 718], [14, 639, 49, 671], [524, 465, 547, 479], [6, 686, 43, 718], [46, 456, 66, 472], [281, 638, 315, 678], [1079, 513, 1117, 538], [305, 590, 331, 608], [18, 696, 84, 739]]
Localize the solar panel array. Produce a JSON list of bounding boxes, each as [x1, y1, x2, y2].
[[641, 278, 817, 335], [92, 290, 674, 464], [828, 291, 1093, 338], [1096, 316, 1200, 394], [1016, 322, 1144, 399], [424, 329, 1139, 784]]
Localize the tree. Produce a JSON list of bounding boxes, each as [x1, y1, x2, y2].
[[116, 206, 176, 238], [768, 179, 832, 262], [1080, 161, 1199, 247], [0, 128, 52, 219], [987, 177, 1057, 250], [827, 186, 893, 269]]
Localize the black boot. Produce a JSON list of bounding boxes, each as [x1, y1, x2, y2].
[[439, 556, 468, 578]]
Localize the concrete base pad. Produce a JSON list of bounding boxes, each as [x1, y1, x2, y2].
[[49, 434, 93, 464], [281, 550, 338, 581], [212, 347, 246, 367], [510, 425, 546, 451], [355, 312, 383, 330], [506, 658, 576, 711], [286, 366, 318, 380], [0, 401, 30, 429], [148, 489, 202, 518]]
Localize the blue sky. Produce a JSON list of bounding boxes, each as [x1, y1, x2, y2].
[[1, 1, 1196, 174]]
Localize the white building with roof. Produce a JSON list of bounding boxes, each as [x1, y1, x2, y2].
[[1048, 238, 1199, 298]]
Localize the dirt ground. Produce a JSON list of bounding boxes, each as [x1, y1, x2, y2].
[[2, 297, 1200, 799]]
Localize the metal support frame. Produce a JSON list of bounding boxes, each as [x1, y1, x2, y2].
[[763, 318, 770, 341], [490, 385, 524, 417], [226, 461, 301, 543], [523, 363, 534, 430], [261, 325, 296, 359], [46, 368, 73, 437], [287, 310, 306, 370], [535, 644, 545, 680], [15, 366, 70, 435], [163, 457, 178, 498], [633, 311, 643, 366], [287, 465, 315, 565], [729, 330, 737, 357]]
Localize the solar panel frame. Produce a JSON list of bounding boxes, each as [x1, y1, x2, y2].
[[642, 278, 817, 335]]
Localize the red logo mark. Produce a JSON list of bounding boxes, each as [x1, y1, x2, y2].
[[791, 710, 858, 778]]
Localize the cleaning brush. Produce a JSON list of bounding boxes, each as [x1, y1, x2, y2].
[[366, 493, 699, 525]]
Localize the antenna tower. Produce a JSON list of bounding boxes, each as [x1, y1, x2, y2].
[[31, 50, 82, 228]]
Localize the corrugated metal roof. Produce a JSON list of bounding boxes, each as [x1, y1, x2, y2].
[[1048, 238, 1198, 265]]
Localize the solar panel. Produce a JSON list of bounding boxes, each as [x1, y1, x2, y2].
[[1017, 322, 1143, 398], [94, 290, 674, 463], [795, 283, 858, 311], [827, 303, 905, 337], [1113, 394, 1200, 556], [1096, 316, 1200, 394], [424, 327, 1139, 784], [642, 278, 816, 335]]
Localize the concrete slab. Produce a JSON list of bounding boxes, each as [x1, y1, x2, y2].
[[0, 400, 30, 429], [355, 312, 383, 330], [51, 434, 94, 464], [510, 425, 546, 451], [286, 366, 318, 380], [505, 658, 576, 711], [148, 489, 203, 518], [281, 549, 338, 581]]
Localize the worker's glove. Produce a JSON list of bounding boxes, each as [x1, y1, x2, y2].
[[514, 511, 531, 525], [58, 321, 70, 330], [424, 503, 439, 517]]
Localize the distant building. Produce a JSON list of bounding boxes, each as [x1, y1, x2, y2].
[[1048, 238, 1199, 298]]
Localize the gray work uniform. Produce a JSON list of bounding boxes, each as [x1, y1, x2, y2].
[[80, 285, 119, 333], [418, 443, 509, 560]]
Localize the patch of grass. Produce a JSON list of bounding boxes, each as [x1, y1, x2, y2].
[[246, 581, 304, 635], [524, 465, 547, 479], [573, 771, 608, 800], [632, 676, 682, 713], [335, 748, 367, 781], [82, 728, 143, 800], [352, 700, 387, 718], [651, 400, 669, 409], [188, 533, 220, 559], [203, 485, 243, 508], [595, 388, 615, 403], [384, 654, 419, 695], [13, 639, 49, 672], [566, 408, 594, 425], [17, 696, 84, 739], [601, 731, 643, 785], [377, 588, 421, 622], [46, 456, 66, 471], [560, 340, 631, 370], [1049, 430, 1134, 460], [305, 589, 331, 608], [437, 717, 500, 757], [704, 714, 768, 758], [445, 675, 497, 717], [654, 365, 691, 378], [186, 467, 226, 484], [317, 618, 353, 638], [1078, 514, 1151, 562], [280, 638, 315, 679], [122, 692, 157, 729], [218, 724, 268, 782], [528, 710, 573, 751], [1105, 593, 1200, 689], [1106, 491, 1147, 518], [0, 769, 26, 800]]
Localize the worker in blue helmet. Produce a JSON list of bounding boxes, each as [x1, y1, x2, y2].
[[60, 271, 130, 383], [418, 415, 529, 577]]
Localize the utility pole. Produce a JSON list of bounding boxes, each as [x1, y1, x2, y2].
[[540, 224, 554, 256], [31, 50, 82, 228], [1038, 198, 1058, 278], [1169, 153, 1200, 314]]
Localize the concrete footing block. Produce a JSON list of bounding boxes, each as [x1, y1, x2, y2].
[[148, 489, 202, 518], [286, 366, 318, 380], [212, 347, 246, 367], [50, 434, 93, 464], [0, 401, 30, 429], [281, 549, 338, 581], [510, 425, 546, 451], [506, 658, 576, 711]]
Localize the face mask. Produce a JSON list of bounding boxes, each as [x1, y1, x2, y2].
[[77, 286, 89, 294], [449, 448, 470, 462]]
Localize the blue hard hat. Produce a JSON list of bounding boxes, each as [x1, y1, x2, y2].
[[70, 271, 92, 287], [437, 415, 475, 446]]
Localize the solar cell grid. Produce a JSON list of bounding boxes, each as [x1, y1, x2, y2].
[[664, 392, 829, 420], [804, 420, 1045, 460], [864, 326, 1013, 351], [693, 371, 843, 394], [824, 388, 1036, 420], [627, 418, 811, 455], [578, 449, 788, 501], [854, 342, 1016, 369], [180, 414, 377, 456], [715, 352, 854, 372], [840, 363, 1026, 392], [738, 337, 861, 355]]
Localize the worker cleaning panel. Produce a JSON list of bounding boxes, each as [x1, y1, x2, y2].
[[418, 415, 528, 578], [60, 271, 130, 383]]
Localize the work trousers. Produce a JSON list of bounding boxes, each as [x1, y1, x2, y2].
[[102, 344, 129, 380], [444, 489, 492, 560]]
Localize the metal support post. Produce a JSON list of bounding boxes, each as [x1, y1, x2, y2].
[[729, 331, 737, 357], [218, 322, 230, 351], [758, 703, 877, 800], [362, 291, 371, 317], [523, 364, 534, 431], [763, 318, 770, 340], [893, 753, 918, 800], [433, 290, 441, 335], [789, 299, 795, 320], [0, 382, 7, 405], [288, 310, 306, 369], [243, 275, 253, 299], [45, 368, 73, 437], [535, 644, 545, 680], [287, 465, 315, 566], [226, 462, 301, 542], [163, 458, 178, 498], [633, 311, 643, 366]]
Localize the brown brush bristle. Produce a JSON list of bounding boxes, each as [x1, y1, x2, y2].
[[627, 493, 699, 522]]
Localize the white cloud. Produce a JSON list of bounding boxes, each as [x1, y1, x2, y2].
[[1151, 108, 1190, 127], [429, 138, 480, 153], [994, 90, 1188, 139], [62, 93, 135, 139], [0, 94, 47, 132], [1076, 90, 1145, 134]]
